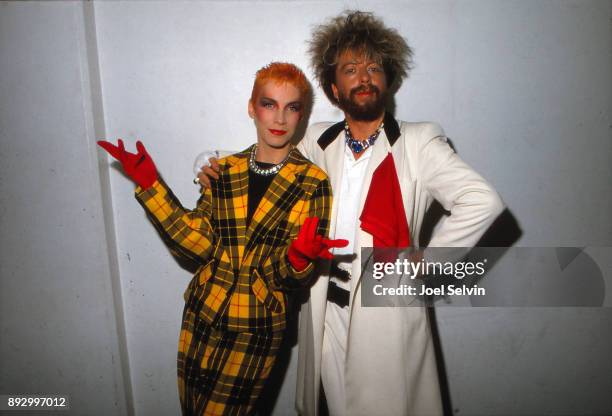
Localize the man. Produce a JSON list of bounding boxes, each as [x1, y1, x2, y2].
[[200, 11, 504, 416]]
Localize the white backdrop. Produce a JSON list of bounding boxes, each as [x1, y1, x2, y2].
[[1, 1, 611, 415]]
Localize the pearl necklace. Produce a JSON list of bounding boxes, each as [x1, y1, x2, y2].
[[344, 121, 384, 154], [248, 144, 291, 176]]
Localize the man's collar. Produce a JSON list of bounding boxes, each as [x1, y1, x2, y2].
[[317, 111, 401, 150]]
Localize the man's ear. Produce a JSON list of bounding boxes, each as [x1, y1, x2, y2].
[[331, 83, 339, 102], [248, 99, 255, 119]]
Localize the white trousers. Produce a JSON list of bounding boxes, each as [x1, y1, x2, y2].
[[321, 300, 350, 416]]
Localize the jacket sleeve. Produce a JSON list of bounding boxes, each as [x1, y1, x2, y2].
[[417, 123, 504, 247], [296, 123, 324, 161], [296, 135, 313, 161], [259, 176, 332, 290], [135, 177, 216, 264]]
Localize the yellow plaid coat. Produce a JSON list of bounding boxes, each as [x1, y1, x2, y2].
[[135, 145, 331, 333], [135, 145, 331, 415]]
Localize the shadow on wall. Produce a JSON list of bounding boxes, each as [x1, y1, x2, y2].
[[421, 176, 522, 415], [420, 131, 522, 414]]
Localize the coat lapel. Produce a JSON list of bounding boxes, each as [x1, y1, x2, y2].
[[243, 149, 306, 258], [220, 152, 250, 268], [323, 133, 346, 239]]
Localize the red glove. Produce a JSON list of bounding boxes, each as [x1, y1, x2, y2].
[[288, 217, 348, 271], [97, 139, 158, 189]]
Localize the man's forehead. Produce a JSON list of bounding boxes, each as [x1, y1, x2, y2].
[[337, 48, 382, 65]]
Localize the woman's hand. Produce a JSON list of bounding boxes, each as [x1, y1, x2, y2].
[[288, 217, 349, 271], [98, 139, 158, 189]]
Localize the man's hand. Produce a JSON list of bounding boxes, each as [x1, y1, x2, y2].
[[98, 139, 158, 189], [196, 157, 220, 188], [288, 217, 349, 271]]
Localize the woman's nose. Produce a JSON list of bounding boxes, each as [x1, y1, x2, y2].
[[275, 110, 287, 124]]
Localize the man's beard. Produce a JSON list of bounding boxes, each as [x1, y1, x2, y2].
[[337, 85, 387, 122]]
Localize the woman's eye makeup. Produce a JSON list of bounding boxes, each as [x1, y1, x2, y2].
[[288, 103, 302, 112], [259, 98, 275, 108]]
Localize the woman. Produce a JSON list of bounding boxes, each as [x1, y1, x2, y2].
[[98, 62, 346, 415]]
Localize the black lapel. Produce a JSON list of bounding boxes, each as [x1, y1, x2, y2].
[[317, 121, 344, 150], [383, 112, 401, 146], [316, 112, 401, 149]]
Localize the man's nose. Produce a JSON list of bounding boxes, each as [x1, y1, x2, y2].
[[359, 67, 371, 84]]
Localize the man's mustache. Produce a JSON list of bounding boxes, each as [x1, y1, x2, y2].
[[350, 85, 380, 97]]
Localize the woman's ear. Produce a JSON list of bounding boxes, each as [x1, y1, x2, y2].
[[248, 99, 255, 119]]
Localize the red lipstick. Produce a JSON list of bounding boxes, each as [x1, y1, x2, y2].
[[269, 129, 287, 136]]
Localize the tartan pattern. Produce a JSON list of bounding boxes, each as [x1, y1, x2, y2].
[[177, 305, 283, 416], [136, 145, 331, 333]]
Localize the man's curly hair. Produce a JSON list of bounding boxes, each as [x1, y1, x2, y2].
[[308, 10, 414, 104]]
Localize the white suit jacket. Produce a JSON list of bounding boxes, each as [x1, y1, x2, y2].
[[295, 113, 504, 416]]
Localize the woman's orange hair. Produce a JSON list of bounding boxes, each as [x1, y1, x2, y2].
[[251, 62, 312, 105]]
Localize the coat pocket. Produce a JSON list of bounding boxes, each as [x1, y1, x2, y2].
[[251, 269, 285, 314], [197, 258, 215, 286], [183, 258, 215, 302]]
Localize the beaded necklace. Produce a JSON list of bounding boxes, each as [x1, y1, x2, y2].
[[248, 144, 292, 176], [344, 121, 384, 154]]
